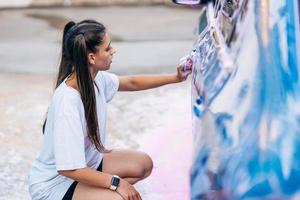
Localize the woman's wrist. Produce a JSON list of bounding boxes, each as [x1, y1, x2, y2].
[[116, 178, 126, 195], [172, 73, 183, 83], [173, 74, 179, 83]]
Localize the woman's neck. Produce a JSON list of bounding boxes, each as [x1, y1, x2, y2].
[[89, 68, 99, 80], [65, 72, 79, 91]]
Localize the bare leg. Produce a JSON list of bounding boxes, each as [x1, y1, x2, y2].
[[72, 149, 153, 200], [102, 149, 153, 184], [72, 183, 123, 200], [123, 177, 141, 185]]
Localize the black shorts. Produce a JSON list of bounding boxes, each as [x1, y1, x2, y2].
[[62, 161, 103, 200]]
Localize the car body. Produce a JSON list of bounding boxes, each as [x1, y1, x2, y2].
[[174, 0, 300, 199]]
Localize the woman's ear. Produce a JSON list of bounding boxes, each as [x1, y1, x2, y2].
[[88, 53, 96, 65]]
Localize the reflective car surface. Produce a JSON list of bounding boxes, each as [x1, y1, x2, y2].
[[176, 0, 300, 199]]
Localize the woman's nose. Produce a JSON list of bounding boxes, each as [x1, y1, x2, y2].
[[111, 48, 116, 55]]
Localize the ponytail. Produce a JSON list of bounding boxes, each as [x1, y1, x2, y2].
[[55, 21, 76, 88]]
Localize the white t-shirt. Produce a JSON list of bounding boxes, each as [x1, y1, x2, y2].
[[28, 71, 119, 200]]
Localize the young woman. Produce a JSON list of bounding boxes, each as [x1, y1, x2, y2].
[[28, 19, 191, 200]]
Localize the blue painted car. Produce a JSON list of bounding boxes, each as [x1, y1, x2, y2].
[[173, 0, 300, 199]]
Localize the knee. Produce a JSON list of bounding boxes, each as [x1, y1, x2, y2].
[[142, 153, 153, 178], [130, 152, 153, 179]]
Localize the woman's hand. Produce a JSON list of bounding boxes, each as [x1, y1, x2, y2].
[[116, 179, 142, 200], [176, 64, 192, 82]]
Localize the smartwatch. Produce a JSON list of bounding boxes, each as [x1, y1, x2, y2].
[[109, 175, 120, 191]]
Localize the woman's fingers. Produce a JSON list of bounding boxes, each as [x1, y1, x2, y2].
[[130, 187, 141, 200], [177, 65, 192, 81], [116, 179, 141, 200]]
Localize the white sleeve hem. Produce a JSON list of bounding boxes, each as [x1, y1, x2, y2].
[[56, 163, 87, 171]]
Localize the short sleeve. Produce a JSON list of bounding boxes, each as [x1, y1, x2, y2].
[[96, 71, 119, 102], [53, 93, 87, 171]]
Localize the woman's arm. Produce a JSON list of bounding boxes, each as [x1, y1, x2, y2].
[[59, 168, 141, 199], [59, 167, 112, 188], [118, 65, 191, 91]]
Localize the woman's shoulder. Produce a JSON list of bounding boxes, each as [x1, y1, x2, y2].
[[95, 71, 119, 87], [45, 82, 84, 122], [52, 81, 83, 109], [95, 71, 117, 81]]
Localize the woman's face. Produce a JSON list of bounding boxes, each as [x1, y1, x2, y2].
[[89, 32, 116, 71]]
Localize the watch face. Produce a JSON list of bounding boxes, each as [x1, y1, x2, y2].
[[112, 177, 120, 187]]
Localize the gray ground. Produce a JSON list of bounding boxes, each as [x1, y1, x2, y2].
[[0, 5, 199, 199]]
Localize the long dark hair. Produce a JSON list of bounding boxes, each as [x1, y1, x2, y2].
[[43, 19, 109, 153]]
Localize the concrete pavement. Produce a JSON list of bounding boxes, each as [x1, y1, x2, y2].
[[0, 6, 199, 74]]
